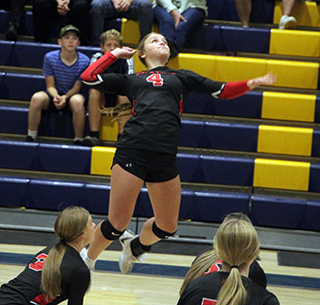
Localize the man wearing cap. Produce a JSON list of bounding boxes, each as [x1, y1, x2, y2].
[[33, 0, 91, 45], [26, 25, 90, 145]]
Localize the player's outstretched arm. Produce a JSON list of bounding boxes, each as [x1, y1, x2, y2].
[[219, 72, 276, 100], [247, 72, 277, 89]]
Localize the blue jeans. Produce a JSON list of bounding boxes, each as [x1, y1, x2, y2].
[[90, 0, 153, 45], [153, 6, 205, 51]]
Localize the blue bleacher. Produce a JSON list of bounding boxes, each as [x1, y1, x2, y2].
[[0, 141, 92, 174], [179, 119, 259, 152], [0, 72, 44, 100], [1, 0, 320, 237], [250, 195, 308, 230], [177, 153, 255, 186], [1, 173, 319, 231]]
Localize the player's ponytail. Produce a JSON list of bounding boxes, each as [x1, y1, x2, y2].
[[214, 218, 260, 305], [41, 206, 90, 301]]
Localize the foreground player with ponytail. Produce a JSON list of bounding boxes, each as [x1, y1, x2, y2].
[[80, 32, 277, 274], [179, 213, 267, 296], [0, 206, 95, 305], [177, 216, 279, 305]]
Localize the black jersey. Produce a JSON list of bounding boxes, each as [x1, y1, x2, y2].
[[94, 66, 224, 154], [178, 271, 279, 305], [0, 245, 90, 305]]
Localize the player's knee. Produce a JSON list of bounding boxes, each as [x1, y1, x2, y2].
[[152, 221, 176, 239], [100, 219, 125, 240]]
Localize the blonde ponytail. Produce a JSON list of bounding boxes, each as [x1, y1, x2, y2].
[[41, 206, 90, 301], [214, 218, 260, 305]]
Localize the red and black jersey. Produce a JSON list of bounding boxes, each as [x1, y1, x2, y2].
[[177, 271, 279, 305], [84, 64, 226, 154], [0, 245, 90, 305]]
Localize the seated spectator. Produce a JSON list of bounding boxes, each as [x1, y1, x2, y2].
[[177, 214, 279, 305], [83, 29, 134, 147], [26, 25, 90, 145], [153, 0, 207, 57], [234, 0, 297, 30], [90, 0, 153, 46], [32, 0, 91, 45], [0, 206, 95, 305], [0, 0, 29, 41], [179, 213, 267, 296]]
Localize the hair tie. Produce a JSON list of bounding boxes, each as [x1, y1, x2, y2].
[[230, 265, 239, 270]]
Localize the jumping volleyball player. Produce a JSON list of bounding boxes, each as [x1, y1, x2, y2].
[[80, 32, 276, 274]]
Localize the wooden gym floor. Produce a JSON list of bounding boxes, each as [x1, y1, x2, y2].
[[0, 243, 319, 305]]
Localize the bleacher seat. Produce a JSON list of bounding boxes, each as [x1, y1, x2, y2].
[[250, 194, 307, 230], [29, 179, 86, 211], [0, 140, 91, 174], [0, 176, 29, 208], [84, 183, 111, 214], [0, 105, 28, 135], [2, 172, 319, 231], [0, 72, 44, 100], [1, 0, 320, 235], [305, 199, 320, 231]]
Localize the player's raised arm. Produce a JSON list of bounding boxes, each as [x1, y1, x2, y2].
[[81, 47, 136, 83]]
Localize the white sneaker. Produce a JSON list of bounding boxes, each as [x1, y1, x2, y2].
[[80, 247, 96, 271], [119, 230, 146, 274], [279, 15, 297, 30]]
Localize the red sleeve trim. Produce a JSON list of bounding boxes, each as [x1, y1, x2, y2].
[[81, 52, 118, 82], [218, 80, 250, 99]]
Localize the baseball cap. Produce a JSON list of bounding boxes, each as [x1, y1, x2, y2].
[[60, 25, 81, 38]]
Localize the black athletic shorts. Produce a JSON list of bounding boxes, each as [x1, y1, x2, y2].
[[112, 147, 179, 182]]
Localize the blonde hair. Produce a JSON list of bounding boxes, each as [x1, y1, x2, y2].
[[100, 29, 123, 45], [179, 213, 252, 296], [179, 249, 219, 296], [41, 206, 90, 301], [214, 217, 260, 305]]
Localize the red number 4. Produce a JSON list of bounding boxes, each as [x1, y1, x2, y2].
[[29, 253, 48, 272], [146, 74, 163, 86], [201, 298, 217, 305]]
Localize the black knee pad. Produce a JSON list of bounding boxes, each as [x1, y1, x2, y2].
[[152, 221, 176, 239], [100, 219, 125, 240]]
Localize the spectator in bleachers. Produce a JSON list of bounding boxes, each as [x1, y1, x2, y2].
[[79, 32, 276, 275], [177, 215, 280, 305], [0, 206, 95, 305], [32, 0, 91, 45], [0, 0, 29, 41], [153, 0, 207, 57], [26, 25, 90, 145], [83, 29, 134, 147], [179, 213, 267, 296], [234, 0, 297, 30], [90, 0, 153, 46]]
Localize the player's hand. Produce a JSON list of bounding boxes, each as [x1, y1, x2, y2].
[[111, 47, 137, 59], [247, 72, 277, 89]]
